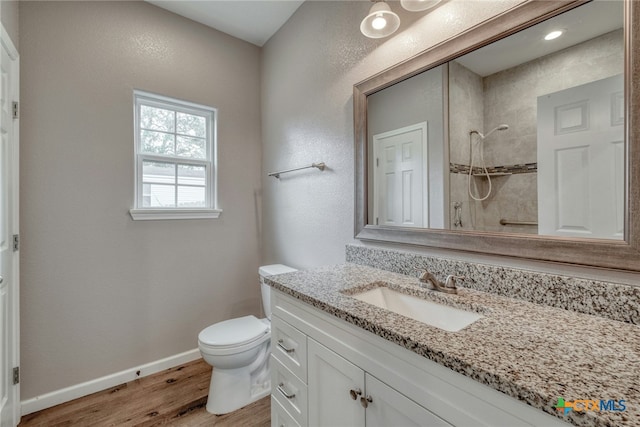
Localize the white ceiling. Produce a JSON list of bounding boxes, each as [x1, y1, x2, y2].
[[456, 1, 623, 77], [148, 0, 623, 68], [146, 0, 305, 47]]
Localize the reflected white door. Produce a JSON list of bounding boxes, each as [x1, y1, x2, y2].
[[537, 74, 624, 239], [373, 122, 428, 228], [0, 25, 19, 427]]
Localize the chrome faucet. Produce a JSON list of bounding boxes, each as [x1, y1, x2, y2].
[[418, 271, 464, 294]]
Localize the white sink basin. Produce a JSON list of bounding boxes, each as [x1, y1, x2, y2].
[[351, 286, 482, 332]]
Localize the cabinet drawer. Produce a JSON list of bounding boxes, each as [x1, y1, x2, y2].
[[272, 315, 307, 382], [271, 354, 308, 426], [271, 397, 301, 427]]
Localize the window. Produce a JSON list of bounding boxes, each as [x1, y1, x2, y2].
[[130, 91, 221, 220]]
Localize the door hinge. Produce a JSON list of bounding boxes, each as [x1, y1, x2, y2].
[[375, 217, 379, 225], [376, 157, 379, 167], [12, 234, 19, 252], [13, 367, 19, 385], [12, 101, 18, 119]]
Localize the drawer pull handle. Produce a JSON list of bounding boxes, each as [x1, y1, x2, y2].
[[360, 395, 373, 408], [277, 382, 296, 399], [277, 339, 295, 354], [349, 388, 362, 400]]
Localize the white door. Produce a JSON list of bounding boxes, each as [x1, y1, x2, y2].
[[364, 374, 451, 427], [0, 25, 19, 427], [373, 123, 428, 228], [537, 74, 624, 239], [308, 339, 365, 427]]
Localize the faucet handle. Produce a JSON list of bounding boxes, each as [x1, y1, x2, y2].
[[416, 269, 437, 282], [444, 275, 465, 288]]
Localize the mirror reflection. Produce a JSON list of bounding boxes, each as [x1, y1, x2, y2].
[[367, 0, 624, 240]]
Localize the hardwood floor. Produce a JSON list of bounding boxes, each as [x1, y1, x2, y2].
[[19, 359, 271, 426]]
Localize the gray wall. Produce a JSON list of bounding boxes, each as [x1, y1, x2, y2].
[[261, 0, 523, 269], [261, 0, 638, 285], [20, 1, 262, 399], [1, 0, 19, 50], [367, 65, 446, 228]]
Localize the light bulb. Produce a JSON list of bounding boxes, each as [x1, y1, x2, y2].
[[544, 30, 563, 41], [372, 15, 387, 30], [360, 1, 400, 39], [400, 0, 441, 12]]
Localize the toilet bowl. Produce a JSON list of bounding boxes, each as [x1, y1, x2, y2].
[[198, 264, 297, 415]]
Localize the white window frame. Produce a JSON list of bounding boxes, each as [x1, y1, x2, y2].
[[129, 90, 221, 220]]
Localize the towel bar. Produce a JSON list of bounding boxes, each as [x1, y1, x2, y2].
[[268, 162, 326, 179]]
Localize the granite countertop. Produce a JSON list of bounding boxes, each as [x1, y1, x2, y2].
[[265, 263, 640, 427]]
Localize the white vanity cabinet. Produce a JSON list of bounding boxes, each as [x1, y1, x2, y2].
[[270, 290, 568, 427], [308, 339, 449, 427]]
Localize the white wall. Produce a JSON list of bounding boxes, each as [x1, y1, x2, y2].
[[20, 1, 262, 399], [261, 0, 639, 285]]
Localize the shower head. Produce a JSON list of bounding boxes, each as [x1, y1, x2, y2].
[[469, 124, 509, 139]]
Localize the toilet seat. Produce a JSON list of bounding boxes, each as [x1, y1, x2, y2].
[[198, 315, 269, 355]]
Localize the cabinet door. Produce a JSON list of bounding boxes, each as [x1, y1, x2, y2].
[[308, 339, 365, 427], [365, 374, 452, 427]]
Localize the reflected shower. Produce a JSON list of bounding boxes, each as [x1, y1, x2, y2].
[[469, 124, 509, 140], [468, 124, 510, 201]]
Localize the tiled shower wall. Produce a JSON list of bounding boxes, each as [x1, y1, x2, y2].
[[449, 61, 484, 231], [449, 29, 624, 234]]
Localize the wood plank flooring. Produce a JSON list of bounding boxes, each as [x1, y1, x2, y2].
[[19, 359, 271, 426]]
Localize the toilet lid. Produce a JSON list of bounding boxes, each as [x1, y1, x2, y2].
[[198, 315, 268, 347]]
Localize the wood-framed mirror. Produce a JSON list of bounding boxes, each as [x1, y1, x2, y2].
[[354, 0, 640, 271]]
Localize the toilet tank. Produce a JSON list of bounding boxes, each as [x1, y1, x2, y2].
[[259, 264, 297, 319]]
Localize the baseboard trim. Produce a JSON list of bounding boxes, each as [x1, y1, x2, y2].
[[21, 348, 202, 416]]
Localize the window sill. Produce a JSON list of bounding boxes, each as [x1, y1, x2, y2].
[[129, 208, 222, 221]]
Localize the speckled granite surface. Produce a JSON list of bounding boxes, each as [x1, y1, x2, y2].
[[346, 244, 640, 325], [266, 264, 640, 427]]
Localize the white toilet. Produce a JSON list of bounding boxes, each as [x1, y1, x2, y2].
[[198, 264, 297, 415]]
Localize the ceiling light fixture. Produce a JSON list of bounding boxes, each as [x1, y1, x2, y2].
[[400, 0, 442, 12], [361, 1, 401, 39], [544, 30, 563, 41]]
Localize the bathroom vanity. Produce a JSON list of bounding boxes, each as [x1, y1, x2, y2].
[[267, 265, 639, 427]]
